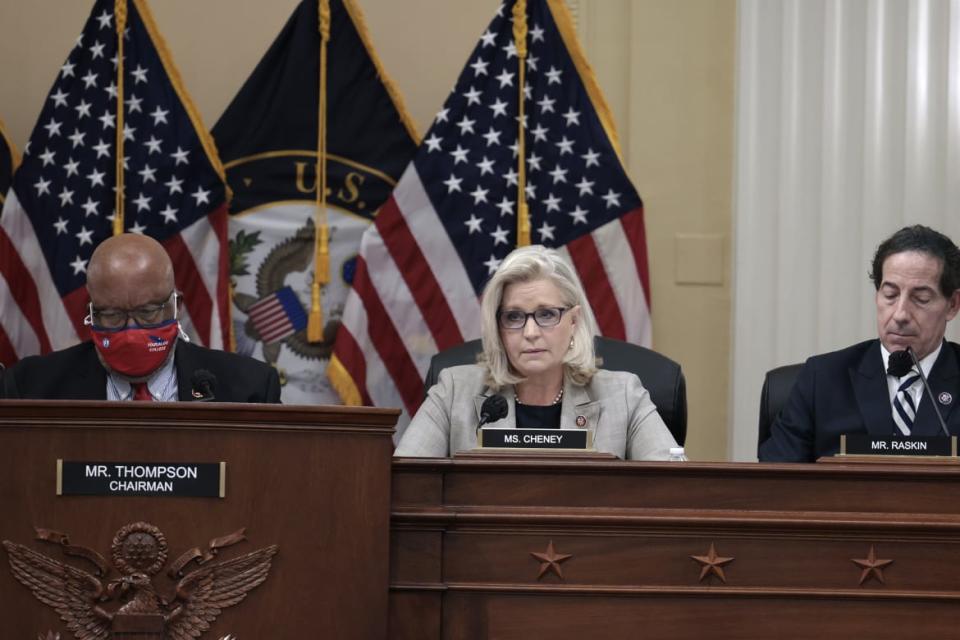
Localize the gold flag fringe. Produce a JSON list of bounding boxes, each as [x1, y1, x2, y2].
[[0, 117, 21, 172]]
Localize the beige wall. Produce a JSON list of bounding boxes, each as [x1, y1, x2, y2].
[[0, 0, 735, 460], [576, 1, 736, 460]]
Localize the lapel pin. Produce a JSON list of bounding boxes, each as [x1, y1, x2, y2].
[[938, 392, 953, 405], [575, 415, 587, 428]]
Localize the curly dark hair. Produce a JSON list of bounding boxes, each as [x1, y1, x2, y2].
[[870, 225, 960, 296]]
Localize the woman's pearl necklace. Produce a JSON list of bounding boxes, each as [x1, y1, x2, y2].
[[515, 387, 564, 406]]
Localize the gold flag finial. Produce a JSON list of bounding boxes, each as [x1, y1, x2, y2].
[[513, 0, 530, 246], [112, 0, 128, 236], [319, 0, 331, 40], [307, 0, 332, 343], [513, 0, 528, 58]]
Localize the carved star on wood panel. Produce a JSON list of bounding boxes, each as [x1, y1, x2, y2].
[[530, 540, 572, 580], [851, 545, 893, 585], [690, 543, 734, 583]]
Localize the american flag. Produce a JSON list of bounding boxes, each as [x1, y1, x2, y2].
[[247, 286, 308, 345], [329, 0, 652, 428], [0, 0, 230, 366]]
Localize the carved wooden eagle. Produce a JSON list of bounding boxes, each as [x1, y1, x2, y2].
[[3, 539, 278, 640], [165, 544, 278, 639], [3, 541, 110, 640]]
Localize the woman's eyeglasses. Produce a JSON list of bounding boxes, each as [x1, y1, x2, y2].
[[497, 307, 569, 330]]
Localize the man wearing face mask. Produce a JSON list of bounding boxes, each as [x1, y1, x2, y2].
[[1, 233, 281, 402]]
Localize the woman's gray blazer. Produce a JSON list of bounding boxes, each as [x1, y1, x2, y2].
[[395, 364, 678, 460]]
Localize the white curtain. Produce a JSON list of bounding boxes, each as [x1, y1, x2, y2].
[[732, 0, 960, 460]]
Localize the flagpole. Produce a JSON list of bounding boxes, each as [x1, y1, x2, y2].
[[112, 0, 128, 236], [513, 0, 531, 247], [308, 0, 332, 343]]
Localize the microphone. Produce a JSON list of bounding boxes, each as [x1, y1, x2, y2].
[[189, 369, 217, 402], [886, 349, 913, 377], [476, 394, 508, 434], [890, 348, 949, 437]]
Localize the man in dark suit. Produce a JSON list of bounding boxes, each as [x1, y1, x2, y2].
[[760, 225, 960, 462], [1, 233, 280, 402]]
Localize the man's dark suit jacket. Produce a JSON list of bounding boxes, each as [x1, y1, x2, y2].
[[759, 339, 960, 462], [1, 341, 281, 403]]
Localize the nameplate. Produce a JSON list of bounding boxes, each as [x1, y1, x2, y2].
[[479, 428, 590, 450], [839, 435, 958, 457], [57, 460, 226, 497]]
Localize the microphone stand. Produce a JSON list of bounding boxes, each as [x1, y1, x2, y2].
[[906, 347, 950, 437]]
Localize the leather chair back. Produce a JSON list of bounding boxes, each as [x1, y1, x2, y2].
[[757, 363, 803, 451], [423, 336, 688, 445]]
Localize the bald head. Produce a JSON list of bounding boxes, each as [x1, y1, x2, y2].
[[87, 234, 175, 310]]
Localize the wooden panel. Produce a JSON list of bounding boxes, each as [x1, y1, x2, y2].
[[392, 527, 444, 584], [391, 470, 444, 506], [391, 457, 960, 639], [399, 458, 960, 514], [389, 590, 443, 640], [469, 594, 960, 640], [0, 401, 397, 639]]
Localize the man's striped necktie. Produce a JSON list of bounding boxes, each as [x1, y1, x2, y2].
[[892, 371, 922, 435]]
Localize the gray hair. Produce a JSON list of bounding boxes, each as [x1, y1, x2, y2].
[[479, 245, 599, 389]]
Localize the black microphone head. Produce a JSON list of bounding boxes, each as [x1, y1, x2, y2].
[[887, 349, 913, 377], [480, 394, 508, 422], [190, 369, 217, 401]]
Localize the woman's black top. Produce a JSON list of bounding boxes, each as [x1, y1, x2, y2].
[[515, 402, 561, 429]]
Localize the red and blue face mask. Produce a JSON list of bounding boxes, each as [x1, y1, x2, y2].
[[89, 320, 178, 378], [84, 293, 186, 378]]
